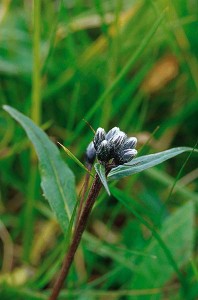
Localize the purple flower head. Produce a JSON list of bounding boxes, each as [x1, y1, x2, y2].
[[89, 126, 138, 165]]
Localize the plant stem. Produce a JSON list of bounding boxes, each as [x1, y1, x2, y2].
[[49, 174, 102, 300], [75, 163, 92, 225]]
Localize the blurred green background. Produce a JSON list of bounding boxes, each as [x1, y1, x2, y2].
[[0, 0, 198, 299]]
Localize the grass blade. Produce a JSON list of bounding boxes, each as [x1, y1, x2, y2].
[[70, 11, 165, 142]]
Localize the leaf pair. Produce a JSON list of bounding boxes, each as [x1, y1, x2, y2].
[[3, 105, 197, 230], [95, 147, 197, 195]]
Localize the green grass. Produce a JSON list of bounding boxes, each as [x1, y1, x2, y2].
[[0, 0, 198, 299]]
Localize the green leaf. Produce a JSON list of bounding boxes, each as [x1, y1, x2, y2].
[[108, 147, 197, 180], [3, 105, 76, 233], [94, 163, 110, 195]]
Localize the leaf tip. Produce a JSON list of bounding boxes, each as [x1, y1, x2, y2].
[[107, 189, 111, 196], [2, 104, 9, 111]]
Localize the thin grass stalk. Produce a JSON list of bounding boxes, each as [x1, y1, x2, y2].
[[69, 12, 165, 143], [23, 0, 41, 261]]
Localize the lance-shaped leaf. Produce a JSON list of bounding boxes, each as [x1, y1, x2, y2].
[[94, 163, 110, 195], [108, 147, 197, 180], [3, 105, 76, 233]]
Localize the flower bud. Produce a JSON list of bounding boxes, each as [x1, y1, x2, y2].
[[94, 127, 106, 150], [122, 149, 137, 163], [85, 142, 96, 164], [106, 127, 120, 140], [96, 140, 110, 161], [123, 137, 137, 150], [109, 131, 126, 149], [119, 149, 137, 163]]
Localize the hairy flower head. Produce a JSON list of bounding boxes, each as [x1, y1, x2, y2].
[[90, 127, 138, 165]]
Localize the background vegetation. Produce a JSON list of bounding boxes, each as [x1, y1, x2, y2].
[[0, 0, 198, 299]]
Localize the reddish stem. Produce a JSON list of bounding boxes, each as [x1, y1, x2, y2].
[[49, 174, 102, 300]]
